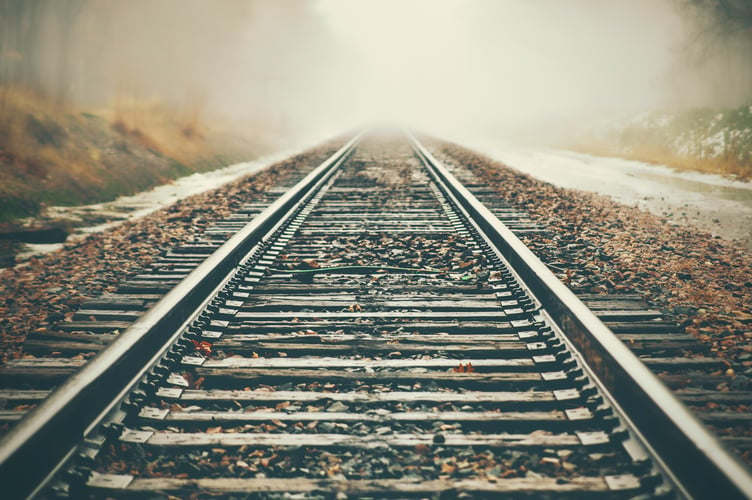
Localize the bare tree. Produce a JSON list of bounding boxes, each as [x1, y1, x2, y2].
[[684, 0, 752, 36], [676, 0, 752, 105], [0, 0, 47, 90], [0, 0, 86, 102]]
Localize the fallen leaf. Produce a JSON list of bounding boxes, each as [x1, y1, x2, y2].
[[441, 462, 457, 474], [191, 339, 212, 355], [452, 363, 475, 373], [414, 444, 430, 455], [299, 258, 319, 269]]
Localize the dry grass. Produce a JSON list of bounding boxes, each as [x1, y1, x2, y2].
[[0, 85, 264, 225], [102, 94, 212, 165], [571, 106, 752, 180], [572, 141, 752, 180]]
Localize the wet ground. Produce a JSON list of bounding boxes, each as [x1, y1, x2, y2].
[[447, 138, 752, 251]]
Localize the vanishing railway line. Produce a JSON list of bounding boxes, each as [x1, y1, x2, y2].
[[0, 131, 750, 498]]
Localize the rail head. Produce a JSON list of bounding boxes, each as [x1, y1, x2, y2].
[[0, 133, 363, 499], [409, 133, 752, 500]]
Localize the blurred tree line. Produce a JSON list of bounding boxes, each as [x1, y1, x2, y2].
[[678, 0, 752, 104], [0, 0, 86, 103], [682, 0, 752, 36], [1, 0, 749, 113]]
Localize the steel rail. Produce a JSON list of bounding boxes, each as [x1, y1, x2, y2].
[[0, 133, 363, 499], [409, 133, 752, 499]]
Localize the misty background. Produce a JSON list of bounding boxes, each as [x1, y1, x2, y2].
[[1, 0, 751, 145]]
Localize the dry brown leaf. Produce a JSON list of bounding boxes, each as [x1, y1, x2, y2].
[[300, 258, 319, 269], [441, 462, 457, 474]]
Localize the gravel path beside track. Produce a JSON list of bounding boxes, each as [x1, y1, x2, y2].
[[0, 144, 340, 365]]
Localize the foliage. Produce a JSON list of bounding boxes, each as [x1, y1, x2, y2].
[[0, 87, 265, 225], [680, 0, 752, 37], [0, 0, 86, 102], [620, 106, 752, 167], [576, 105, 752, 179]]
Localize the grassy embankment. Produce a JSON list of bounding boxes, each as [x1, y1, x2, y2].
[[0, 87, 270, 226], [573, 106, 752, 180]]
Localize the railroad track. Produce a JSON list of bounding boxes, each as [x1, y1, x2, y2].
[[0, 131, 750, 498], [430, 142, 752, 469]]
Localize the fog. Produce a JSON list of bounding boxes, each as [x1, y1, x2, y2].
[[2, 0, 750, 145]]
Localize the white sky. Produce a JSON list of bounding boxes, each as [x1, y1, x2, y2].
[[65, 0, 746, 145], [309, 0, 685, 139]]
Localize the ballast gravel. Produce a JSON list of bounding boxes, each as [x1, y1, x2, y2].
[[0, 144, 341, 364], [430, 140, 752, 380], [1, 137, 750, 382]]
